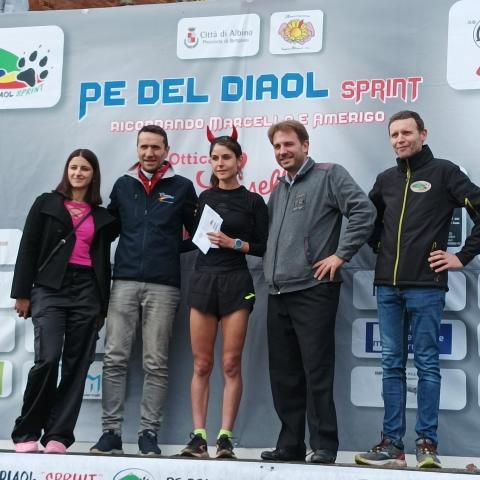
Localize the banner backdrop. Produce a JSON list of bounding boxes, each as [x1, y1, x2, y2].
[[1, 0, 480, 457]]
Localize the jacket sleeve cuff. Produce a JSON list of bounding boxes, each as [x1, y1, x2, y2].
[[456, 251, 472, 267], [335, 250, 351, 262]]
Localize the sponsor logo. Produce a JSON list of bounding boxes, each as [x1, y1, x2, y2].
[[0, 26, 64, 109], [184, 27, 199, 48], [0, 471, 37, 480], [439, 324, 453, 355], [270, 10, 324, 55], [362, 320, 452, 359], [158, 193, 175, 203], [365, 322, 382, 353], [0, 47, 49, 90], [177, 14, 260, 59], [410, 180, 431, 193], [84, 361, 103, 399], [364, 321, 453, 355], [278, 19, 315, 45], [113, 469, 154, 480]]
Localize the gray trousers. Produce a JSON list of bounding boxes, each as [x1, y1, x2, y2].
[[101, 279, 180, 434]]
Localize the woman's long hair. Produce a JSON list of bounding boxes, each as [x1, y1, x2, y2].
[[55, 148, 102, 206]]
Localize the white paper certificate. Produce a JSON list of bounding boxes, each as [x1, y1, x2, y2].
[[192, 204, 223, 254]]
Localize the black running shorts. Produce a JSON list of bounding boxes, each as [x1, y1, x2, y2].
[[188, 269, 255, 317]]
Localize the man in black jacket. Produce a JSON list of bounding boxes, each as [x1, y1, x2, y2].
[[90, 125, 197, 456], [355, 110, 480, 469]]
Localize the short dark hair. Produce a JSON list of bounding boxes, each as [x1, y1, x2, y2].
[[55, 148, 102, 206], [137, 125, 169, 148], [388, 110, 425, 132], [267, 120, 309, 144], [209, 136, 243, 188]]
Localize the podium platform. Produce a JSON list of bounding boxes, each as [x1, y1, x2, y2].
[[0, 448, 478, 480]]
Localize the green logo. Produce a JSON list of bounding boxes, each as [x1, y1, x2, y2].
[[410, 180, 431, 193], [113, 469, 154, 480]]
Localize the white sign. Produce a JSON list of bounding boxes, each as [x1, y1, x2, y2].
[[84, 361, 103, 400], [0, 229, 22, 265], [351, 366, 466, 410], [0, 26, 64, 109], [0, 312, 16, 352], [269, 10, 324, 55], [0, 360, 13, 397], [447, 0, 480, 89], [352, 270, 466, 311], [0, 271, 15, 308], [177, 14, 260, 59]]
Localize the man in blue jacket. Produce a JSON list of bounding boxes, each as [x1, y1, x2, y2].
[[355, 110, 480, 468], [261, 120, 376, 464], [90, 125, 197, 456]]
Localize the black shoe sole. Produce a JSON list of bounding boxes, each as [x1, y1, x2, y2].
[[180, 451, 210, 459], [216, 450, 237, 459], [261, 455, 305, 462], [89, 448, 124, 455]]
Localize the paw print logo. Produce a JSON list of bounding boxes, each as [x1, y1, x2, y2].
[[16, 49, 49, 87]]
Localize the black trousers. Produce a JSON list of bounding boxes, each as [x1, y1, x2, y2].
[[267, 282, 341, 453], [12, 265, 100, 448]]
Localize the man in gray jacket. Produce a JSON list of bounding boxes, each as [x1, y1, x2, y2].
[[261, 120, 375, 464]]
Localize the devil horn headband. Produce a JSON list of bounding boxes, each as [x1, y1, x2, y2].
[[231, 125, 238, 141], [206, 125, 238, 143]]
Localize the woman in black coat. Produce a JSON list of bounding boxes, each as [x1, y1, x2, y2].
[[10, 148, 117, 454]]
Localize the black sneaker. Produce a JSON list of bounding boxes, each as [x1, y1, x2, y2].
[[216, 434, 236, 459], [138, 429, 161, 456], [180, 433, 209, 458], [90, 430, 123, 454]]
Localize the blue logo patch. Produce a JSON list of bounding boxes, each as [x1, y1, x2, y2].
[[158, 192, 175, 203]]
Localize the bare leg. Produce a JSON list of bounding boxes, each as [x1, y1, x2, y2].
[[190, 308, 218, 429], [219, 309, 249, 431]]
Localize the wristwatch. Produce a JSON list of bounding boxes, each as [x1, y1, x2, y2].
[[233, 238, 243, 251]]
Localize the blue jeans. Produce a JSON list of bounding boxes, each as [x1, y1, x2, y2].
[[377, 286, 445, 446]]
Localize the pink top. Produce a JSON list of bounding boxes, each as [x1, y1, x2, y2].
[[64, 200, 94, 267]]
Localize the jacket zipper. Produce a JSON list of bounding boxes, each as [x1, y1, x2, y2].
[[140, 192, 148, 278], [393, 160, 411, 286], [465, 197, 480, 220], [272, 185, 291, 293]]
